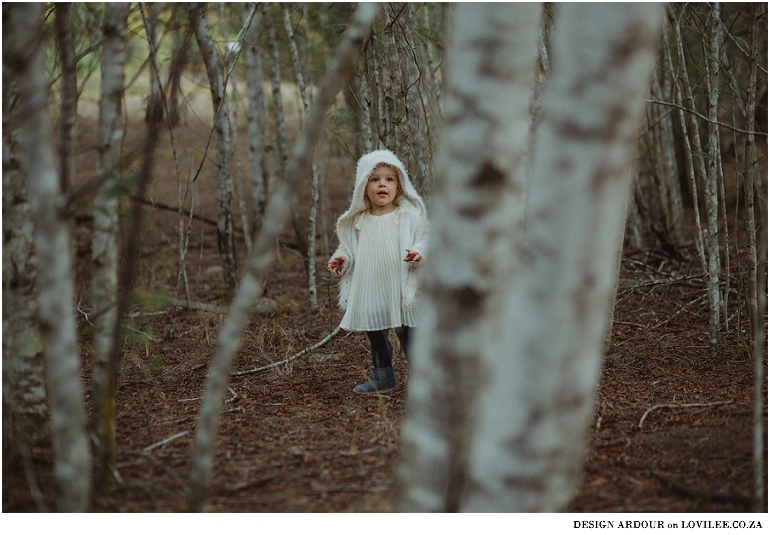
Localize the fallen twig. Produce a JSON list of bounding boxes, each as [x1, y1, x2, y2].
[[232, 325, 341, 377], [144, 430, 189, 451], [638, 401, 732, 428]]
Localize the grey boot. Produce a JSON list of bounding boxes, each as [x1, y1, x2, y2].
[[353, 366, 396, 394]]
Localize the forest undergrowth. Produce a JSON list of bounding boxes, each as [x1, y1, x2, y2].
[[2, 93, 766, 512], [3, 199, 765, 512]]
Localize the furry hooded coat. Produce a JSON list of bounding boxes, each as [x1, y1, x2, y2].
[[331, 149, 429, 315]]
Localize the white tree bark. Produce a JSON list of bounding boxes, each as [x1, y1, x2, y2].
[[664, 16, 708, 271], [471, 3, 660, 511], [219, 4, 252, 256], [670, 5, 722, 347], [91, 2, 130, 494], [185, 3, 378, 512], [3, 79, 47, 428], [243, 3, 269, 233], [189, 3, 239, 298], [7, 2, 91, 512], [398, 2, 542, 512], [399, 2, 661, 512], [704, 3, 723, 350]]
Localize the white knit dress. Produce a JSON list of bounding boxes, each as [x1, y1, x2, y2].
[[340, 210, 419, 331]]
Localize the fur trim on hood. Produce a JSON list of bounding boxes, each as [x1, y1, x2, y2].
[[336, 149, 426, 228]]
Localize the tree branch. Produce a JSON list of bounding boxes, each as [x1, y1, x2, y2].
[[644, 98, 767, 136]]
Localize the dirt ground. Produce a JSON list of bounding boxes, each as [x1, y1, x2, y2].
[[2, 114, 767, 514]]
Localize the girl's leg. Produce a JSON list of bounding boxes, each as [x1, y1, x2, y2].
[[395, 326, 412, 360], [355, 330, 396, 393], [366, 329, 393, 368]]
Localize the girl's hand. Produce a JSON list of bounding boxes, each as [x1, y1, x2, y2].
[[404, 249, 422, 264], [328, 257, 345, 275]]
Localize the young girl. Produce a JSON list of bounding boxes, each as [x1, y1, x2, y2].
[[328, 149, 429, 393]]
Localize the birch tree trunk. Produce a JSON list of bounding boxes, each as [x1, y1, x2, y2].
[[473, 3, 660, 510], [664, 16, 708, 272], [397, 2, 542, 512], [262, 3, 308, 259], [243, 3, 269, 233], [283, 5, 320, 310], [220, 4, 252, 255], [3, 63, 48, 450], [91, 2, 130, 497], [399, 2, 661, 512], [704, 3, 723, 351], [189, 3, 239, 298], [744, 3, 765, 512], [670, 5, 722, 347], [186, 3, 378, 511], [6, 2, 91, 511]]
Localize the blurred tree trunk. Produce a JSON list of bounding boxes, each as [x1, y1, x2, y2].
[[166, 8, 193, 128], [91, 0, 130, 501], [144, 2, 163, 124], [55, 3, 79, 194], [399, 2, 661, 511], [186, 3, 377, 512], [2, 49, 48, 467], [189, 2, 239, 298], [469, 3, 659, 509], [6, 2, 91, 512], [398, 1, 542, 511]]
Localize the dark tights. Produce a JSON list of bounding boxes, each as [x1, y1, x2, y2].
[[366, 327, 412, 368]]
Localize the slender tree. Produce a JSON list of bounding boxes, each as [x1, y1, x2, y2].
[[189, 3, 239, 298], [55, 3, 79, 194], [6, 2, 91, 511], [284, 4, 321, 309], [262, 3, 309, 259], [91, 2, 130, 498], [703, 3, 723, 351], [243, 2, 270, 231], [3, 37, 48, 464]]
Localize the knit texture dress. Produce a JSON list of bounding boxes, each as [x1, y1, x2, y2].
[[340, 209, 419, 331]]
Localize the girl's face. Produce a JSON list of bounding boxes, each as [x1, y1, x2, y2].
[[365, 164, 400, 215]]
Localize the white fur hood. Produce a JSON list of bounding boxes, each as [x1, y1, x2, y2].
[[336, 149, 426, 227]]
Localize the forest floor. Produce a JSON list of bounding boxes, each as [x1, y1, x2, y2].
[[2, 114, 767, 514]]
